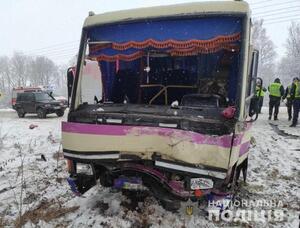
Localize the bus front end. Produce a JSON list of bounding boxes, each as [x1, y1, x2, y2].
[[63, 1, 254, 210]]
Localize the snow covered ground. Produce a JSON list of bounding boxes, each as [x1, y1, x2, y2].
[[0, 107, 299, 227]]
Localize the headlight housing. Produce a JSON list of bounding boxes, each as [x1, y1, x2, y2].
[[76, 163, 93, 176]]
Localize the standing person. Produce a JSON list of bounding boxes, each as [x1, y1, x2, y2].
[[268, 78, 284, 120], [290, 77, 300, 127], [256, 81, 267, 113], [283, 81, 293, 121]]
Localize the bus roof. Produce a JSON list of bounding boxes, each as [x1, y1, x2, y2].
[[83, 1, 250, 28]]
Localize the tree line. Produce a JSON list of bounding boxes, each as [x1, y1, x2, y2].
[[252, 21, 300, 88], [0, 53, 69, 107]]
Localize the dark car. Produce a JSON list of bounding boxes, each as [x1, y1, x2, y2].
[[14, 92, 66, 118]]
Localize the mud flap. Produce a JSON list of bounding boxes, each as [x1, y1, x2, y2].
[[67, 174, 96, 195], [235, 158, 248, 183], [67, 177, 81, 196], [241, 158, 248, 182]]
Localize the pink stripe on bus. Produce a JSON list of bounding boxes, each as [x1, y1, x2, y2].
[[239, 141, 250, 156], [62, 122, 246, 148]]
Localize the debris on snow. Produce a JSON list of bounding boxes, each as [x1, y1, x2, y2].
[[28, 124, 38, 129]]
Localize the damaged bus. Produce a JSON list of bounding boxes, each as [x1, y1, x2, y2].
[[63, 1, 260, 210]]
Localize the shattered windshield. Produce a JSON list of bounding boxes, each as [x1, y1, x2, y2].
[[80, 16, 242, 108]]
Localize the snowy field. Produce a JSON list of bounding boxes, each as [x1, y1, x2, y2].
[[0, 107, 299, 227]]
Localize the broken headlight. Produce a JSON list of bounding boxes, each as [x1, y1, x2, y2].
[[76, 163, 93, 176]]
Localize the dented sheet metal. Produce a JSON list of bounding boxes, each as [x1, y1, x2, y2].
[[62, 122, 251, 169]]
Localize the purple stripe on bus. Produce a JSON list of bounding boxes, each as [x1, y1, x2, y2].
[[239, 141, 250, 156], [62, 122, 246, 148]]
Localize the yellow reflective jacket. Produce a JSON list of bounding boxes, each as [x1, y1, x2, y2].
[[268, 83, 282, 97], [256, 86, 265, 97]]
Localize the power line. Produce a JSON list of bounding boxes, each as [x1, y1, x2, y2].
[[35, 49, 78, 58], [27, 47, 79, 56], [251, 0, 280, 6], [35, 52, 77, 62], [253, 10, 300, 20], [252, 0, 299, 10], [253, 6, 300, 16], [24, 40, 79, 55], [25, 41, 79, 55], [44, 53, 77, 60], [264, 17, 300, 25], [265, 19, 300, 25], [48, 53, 77, 60], [32, 46, 80, 62], [18, 2, 299, 56], [16, 1, 300, 62], [24, 40, 79, 53], [262, 14, 300, 22], [254, 13, 300, 22], [48, 49, 78, 56]]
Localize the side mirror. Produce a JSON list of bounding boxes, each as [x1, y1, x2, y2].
[[247, 50, 261, 122], [67, 67, 75, 107]]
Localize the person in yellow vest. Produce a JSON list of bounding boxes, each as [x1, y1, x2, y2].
[[268, 78, 284, 120], [290, 77, 300, 127], [283, 82, 293, 121], [256, 81, 267, 113]]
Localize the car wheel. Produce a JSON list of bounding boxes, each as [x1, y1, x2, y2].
[[56, 110, 64, 117], [37, 108, 46, 118], [17, 108, 25, 118]]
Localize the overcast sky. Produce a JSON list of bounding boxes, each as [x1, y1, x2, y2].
[[1, 0, 299, 64]]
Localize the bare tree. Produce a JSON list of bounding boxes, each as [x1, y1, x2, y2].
[[55, 65, 68, 96], [30, 56, 58, 86], [252, 19, 277, 86], [0, 52, 74, 107], [10, 52, 31, 87], [277, 22, 300, 86], [0, 56, 10, 91], [0, 56, 13, 106], [287, 22, 300, 58], [288, 22, 300, 77]]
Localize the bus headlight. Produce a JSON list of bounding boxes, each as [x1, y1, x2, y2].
[[76, 163, 93, 176]]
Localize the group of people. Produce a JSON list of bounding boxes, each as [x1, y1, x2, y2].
[[256, 77, 300, 127]]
